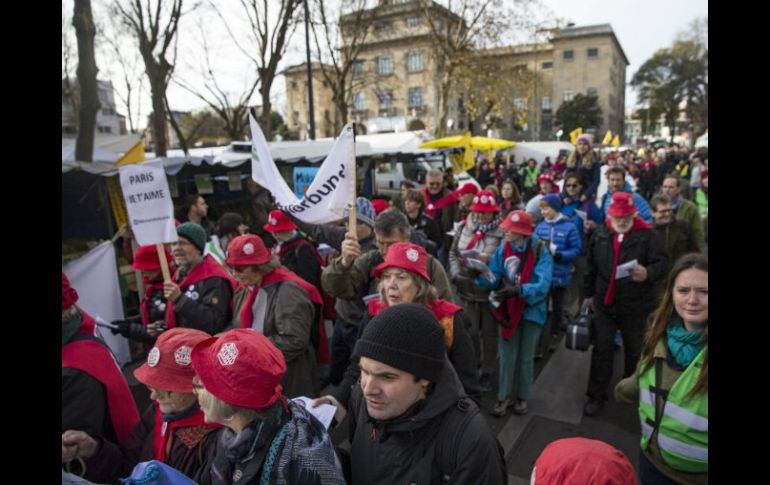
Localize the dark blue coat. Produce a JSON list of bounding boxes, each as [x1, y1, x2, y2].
[[534, 215, 582, 287]]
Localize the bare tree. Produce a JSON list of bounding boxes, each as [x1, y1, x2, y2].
[[209, 0, 301, 139], [418, 0, 530, 136], [174, 19, 259, 142], [310, 0, 375, 133], [115, 0, 186, 156], [63, 6, 80, 133], [73, 0, 101, 162]]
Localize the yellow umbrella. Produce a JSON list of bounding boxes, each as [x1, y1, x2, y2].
[[419, 134, 515, 151]]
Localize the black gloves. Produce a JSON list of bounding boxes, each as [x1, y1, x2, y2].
[[553, 252, 563, 262], [489, 282, 521, 307], [110, 320, 157, 343]]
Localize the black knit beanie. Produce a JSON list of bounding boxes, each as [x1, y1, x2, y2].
[[353, 303, 446, 382]]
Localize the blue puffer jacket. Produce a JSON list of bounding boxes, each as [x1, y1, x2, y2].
[[599, 182, 653, 224], [560, 195, 602, 253], [475, 234, 553, 326], [534, 215, 582, 287]]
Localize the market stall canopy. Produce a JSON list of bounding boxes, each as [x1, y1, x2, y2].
[[62, 133, 142, 164], [418, 134, 515, 151]]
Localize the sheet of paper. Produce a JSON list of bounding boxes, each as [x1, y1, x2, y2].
[[615, 259, 638, 279], [291, 396, 336, 429]]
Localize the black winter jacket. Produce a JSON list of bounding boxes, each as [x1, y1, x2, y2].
[[584, 223, 668, 316]]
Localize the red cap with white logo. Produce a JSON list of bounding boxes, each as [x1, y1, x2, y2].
[[134, 328, 211, 392]]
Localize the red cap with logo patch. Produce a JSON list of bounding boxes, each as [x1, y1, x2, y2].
[[373, 242, 431, 283], [226, 234, 271, 267], [607, 192, 637, 217], [469, 190, 499, 212], [263, 210, 297, 233], [134, 328, 211, 393], [500, 210, 534, 236], [191, 328, 286, 409]]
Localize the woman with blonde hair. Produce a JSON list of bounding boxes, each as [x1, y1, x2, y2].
[[565, 134, 601, 204], [615, 253, 708, 484]]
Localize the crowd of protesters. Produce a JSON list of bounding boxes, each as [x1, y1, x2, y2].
[[63, 135, 708, 484]]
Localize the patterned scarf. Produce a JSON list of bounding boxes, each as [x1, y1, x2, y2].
[[465, 216, 501, 250]]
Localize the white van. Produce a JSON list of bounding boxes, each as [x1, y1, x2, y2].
[[374, 159, 480, 197], [510, 141, 575, 166]]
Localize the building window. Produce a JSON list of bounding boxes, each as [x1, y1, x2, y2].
[[378, 91, 393, 109], [563, 50, 574, 60], [290, 81, 298, 90], [292, 111, 299, 125], [587, 48, 598, 58], [587, 88, 598, 98], [406, 16, 421, 27], [515, 63, 528, 70], [352, 60, 364, 77], [323, 81, 329, 88], [324, 110, 330, 121], [407, 53, 423, 72], [541, 61, 553, 69], [541, 118, 552, 132], [375, 21, 391, 33], [353, 92, 364, 111], [97, 126, 112, 134], [563, 90, 573, 102], [378, 56, 393, 75], [408, 87, 423, 108], [541, 96, 552, 111], [513, 98, 528, 111]]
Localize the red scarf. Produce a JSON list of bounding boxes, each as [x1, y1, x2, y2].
[[77, 311, 96, 336], [278, 239, 337, 321], [239, 267, 329, 363], [642, 161, 654, 172], [141, 278, 165, 325], [152, 404, 219, 462], [493, 239, 536, 341], [368, 298, 462, 350], [422, 187, 457, 218], [62, 325, 140, 445], [165, 255, 237, 329], [602, 217, 652, 306]]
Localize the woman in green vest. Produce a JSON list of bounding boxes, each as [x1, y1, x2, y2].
[[615, 253, 708, 485]]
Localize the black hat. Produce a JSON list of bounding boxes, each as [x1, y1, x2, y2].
[[353, 303, 446, 382]]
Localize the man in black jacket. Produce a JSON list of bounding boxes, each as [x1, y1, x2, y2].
[[344, 304, 505, 484], [650, 194, 699, 299], [582, 192, 667, 416]]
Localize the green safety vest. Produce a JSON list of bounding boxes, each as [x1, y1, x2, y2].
[[676, 164, 690, 178], [638, 347, 708, 473], [524, 166, 539, 188], [696, 188, 708, 220]]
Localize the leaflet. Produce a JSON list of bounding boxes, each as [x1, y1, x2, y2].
[[615, 259, 638, 279], [291, 396, 336, 429]]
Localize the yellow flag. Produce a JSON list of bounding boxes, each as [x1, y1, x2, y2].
[[570, 127, 583, 145], [602, 130, 613, 145], [612, 135, 620, 148], [110, 140, 146, 228], [114, 140, 146, 166], [449, 132, 476, 174]]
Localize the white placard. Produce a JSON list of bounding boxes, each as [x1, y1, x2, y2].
[[119, 160, 177, 246]]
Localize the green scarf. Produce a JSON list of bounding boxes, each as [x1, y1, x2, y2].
[[666, 314, 705, 368], [62, 314, 83, 346]]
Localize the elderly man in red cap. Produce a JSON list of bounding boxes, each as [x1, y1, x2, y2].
[[227, 234, 326, 398], [62, 273, 140, 476], [582, 191, 667, 417], [263, 209, 323, 291], [190, 329, 345, 484], [62, 328, 220, 483]]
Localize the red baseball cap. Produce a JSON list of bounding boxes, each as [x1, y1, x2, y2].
[[226, 234, 271, 267], [134, 328, 211, 393], [469, 190, 499, 212], [371, 199, 390, 214], [500, 210, 533, 236], [534, 437, 637, 485], [454, 183, 479, 197], [62, 272, 78, 310], [191, 329, 286, 409], [373, 242, 431, 283], [607, 192, 637, 217], [537, 173, 555, 186], [132, 245, 173, 271], [263, 210, 297, 233]]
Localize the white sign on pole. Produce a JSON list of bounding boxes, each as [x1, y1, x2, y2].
[[249, 113, 355, 224], [119, 160, 178, 246]]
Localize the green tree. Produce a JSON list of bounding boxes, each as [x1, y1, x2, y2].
[[270, 112, 299, 141], [555, 94, 602, 140], [631, 21, 707, 142]]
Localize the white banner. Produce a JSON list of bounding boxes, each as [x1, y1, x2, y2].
[[63, 242, 131, 366], [119, 160, 177, 246], [249, 114, 355, 224]]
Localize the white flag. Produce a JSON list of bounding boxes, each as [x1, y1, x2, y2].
[[63, 242, 131, 367], [249, 114, 355, 224]]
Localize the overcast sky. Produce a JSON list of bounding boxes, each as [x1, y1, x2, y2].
[[65, 0, 706, 131]]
